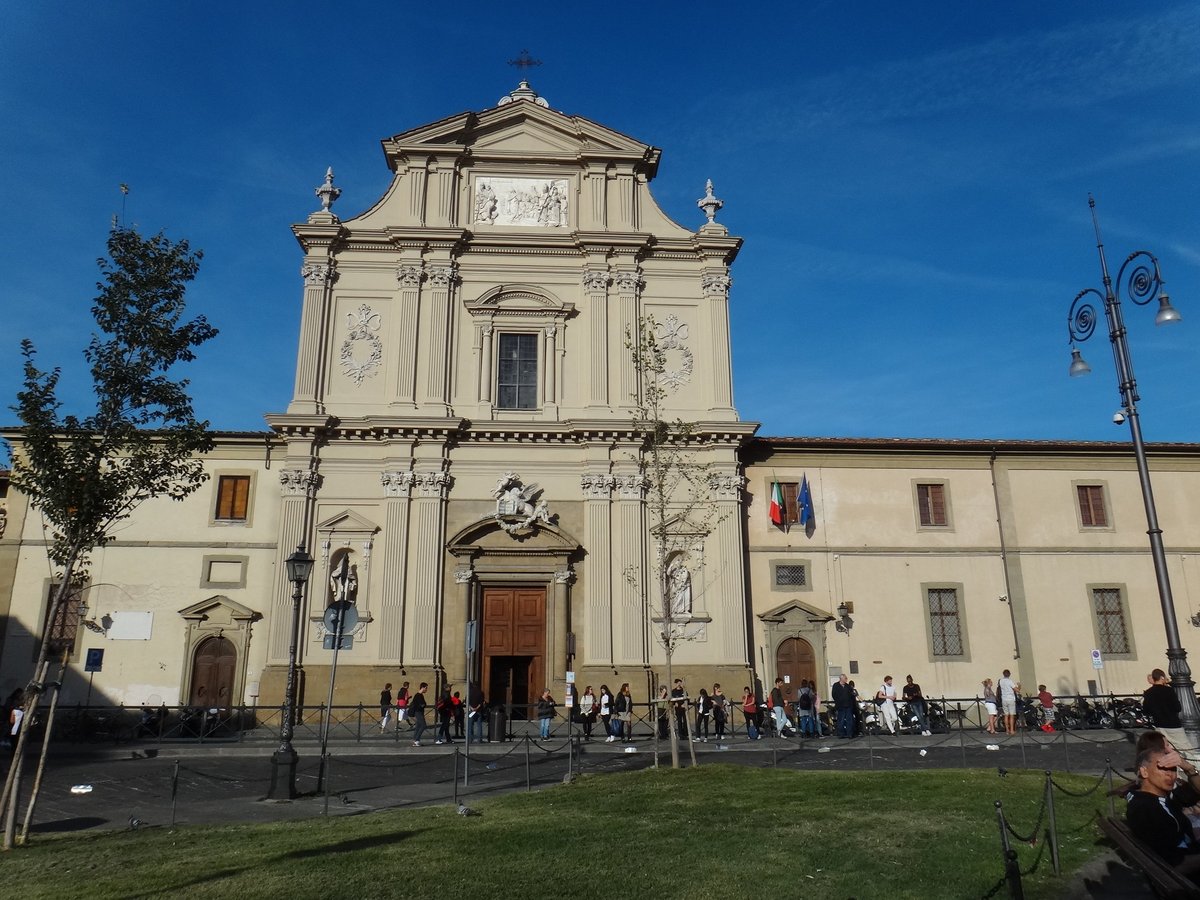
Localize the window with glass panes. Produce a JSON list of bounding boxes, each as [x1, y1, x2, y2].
[[917, 483, 948, 526], [1092, 588, 1130, 654], [497, 333, 539, 410], [927, 587, 964, 656]]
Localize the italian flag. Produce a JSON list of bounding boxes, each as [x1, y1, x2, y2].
[[769, 478, 784, 527]]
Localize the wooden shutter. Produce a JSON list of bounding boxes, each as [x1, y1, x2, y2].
[[1077, 485, 1107, 527]]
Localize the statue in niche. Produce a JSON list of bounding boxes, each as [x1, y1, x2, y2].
[[667, 558, 693, 617], [329, 554, 358, 605]]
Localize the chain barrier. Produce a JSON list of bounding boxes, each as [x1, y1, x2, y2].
[[1003, 794, 1048, 844], [1049, 770, 1109, 798]]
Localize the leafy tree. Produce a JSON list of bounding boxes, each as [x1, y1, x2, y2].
[[0, 225, 217, 847], [627, 316, 725, 770]]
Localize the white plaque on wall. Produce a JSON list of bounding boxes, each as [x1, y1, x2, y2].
[[107, 611, 154, 641], [474, 177, 569, 227]]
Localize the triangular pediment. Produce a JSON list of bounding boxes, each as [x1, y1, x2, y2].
[[759, 599, 832, 624], [179, 595, 259, 622], [316, 510, 380, 537], [381, 99, 658, 170]]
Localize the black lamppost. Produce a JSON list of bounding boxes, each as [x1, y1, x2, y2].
[[1066, 195, 1198, 740], [267, 544, 314, 800]]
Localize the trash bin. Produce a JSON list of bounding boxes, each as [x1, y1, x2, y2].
[[488, 706, 508, 742]]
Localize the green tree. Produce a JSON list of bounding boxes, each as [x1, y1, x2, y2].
[[0, 225, 217, 848]]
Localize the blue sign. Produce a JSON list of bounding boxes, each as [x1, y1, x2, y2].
[[84, 648, 104, 673]]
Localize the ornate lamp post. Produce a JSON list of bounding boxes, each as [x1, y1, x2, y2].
[[1066, 196, 1198, 740], [267, 544, 314, 800]]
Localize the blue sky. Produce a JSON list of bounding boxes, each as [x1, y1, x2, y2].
[[2, 1, 1198, 448]]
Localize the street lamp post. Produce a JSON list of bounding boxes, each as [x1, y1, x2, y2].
[[1066, 195, 1199, 742], [267, 544, 314, 800]]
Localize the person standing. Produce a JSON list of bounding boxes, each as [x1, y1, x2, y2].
[[379, 682, 393, 733], [877, 675, 898, 735], [614, 683, 634, 743], [694, 688, 712, 742], [435, 689, 454, 744], [535, 689, 556, 740], [409, 683, 429, 747], [579, 685, 597, 741], [742, 686, 760, 740], [467, 681, 485, 744], [599, 684, 615, 742], [1036, 684, 1056, 728], [656, 686, 670, 739], [1144, 667, 1191, 762], [712, 684, 728, 740], [395, 681, 410, 730], [998, 669, 1019, 735], [671, 679, 688, 740], [796, 679, 816, 737], [770, 677, 791, 738], [831, 674, 855, 738], [903, 675, 930, 735], [451, 690, 464, 739], [982, 678, 998, 735]]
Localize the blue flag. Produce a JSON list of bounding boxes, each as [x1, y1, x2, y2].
[[799, 474, 814, 527]]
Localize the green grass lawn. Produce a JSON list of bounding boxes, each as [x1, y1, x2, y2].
[[7, 766, 1113, 899]]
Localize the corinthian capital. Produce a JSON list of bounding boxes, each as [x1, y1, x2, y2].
[[701, 272, 731, 297], [413, 471, 453, 498], [279, 467, 321, 498], [380, 470, 415, 497], [707, 473, 746, 498], [427, 263, 459, 289], [612, 270, 644, 293], [580, 473, 616, 498], [396, 264, 424, 288], [582, 269, 610, 292], [301, 262, 335, 286]]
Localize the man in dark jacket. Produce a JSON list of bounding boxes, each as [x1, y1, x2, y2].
[[831, 674, 855, 738]]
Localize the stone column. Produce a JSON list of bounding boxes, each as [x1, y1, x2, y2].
[[580, 474, 615, 665], [378, 470, 414, 661], [708, 472, 749, 662], [290, 262, 335, 414], [613, 474, 648, 665], [408, 471, 452, 665], [393, 264, 424, 409], [421, 263, 458, 414], [453, 565, 475, 685], [478, 325, 494, 406], [613, 269, 643, 409], [543, 324, 558, 409], [268, 467, 321, 662], [702, 271, 736, 415], [582, 270, 610, 409], [552, 568, 574, 685]]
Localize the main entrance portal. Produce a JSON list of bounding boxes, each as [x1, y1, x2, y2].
[[481, 587, 546, 717], [776, 637, 816, 696]]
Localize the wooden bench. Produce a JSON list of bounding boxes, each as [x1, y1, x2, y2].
[[1099, 816, 1200, 899]]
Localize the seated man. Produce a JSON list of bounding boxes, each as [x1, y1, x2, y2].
[[1127, 746, 1200, 882]]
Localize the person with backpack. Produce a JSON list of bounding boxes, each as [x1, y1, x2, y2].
[[408, 683, 429, 747], [796, 679, 816, 737], [395, 681, 410, 731]]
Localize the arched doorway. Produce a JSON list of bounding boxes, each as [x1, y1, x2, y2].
[[189, 635, 237, 707], [776, 637, 816, 698]]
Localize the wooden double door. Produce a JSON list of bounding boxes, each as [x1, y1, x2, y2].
[[481, 586, 546, 718], [776, 637, 817, 701]]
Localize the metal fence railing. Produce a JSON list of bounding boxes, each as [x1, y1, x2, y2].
[[16, 692, 1165, 748]]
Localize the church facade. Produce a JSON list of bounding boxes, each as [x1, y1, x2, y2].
[[2, 83, 1199, 711]]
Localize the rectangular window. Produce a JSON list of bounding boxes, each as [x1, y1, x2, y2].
[[781, 483, 800, 524], [917, 483, 948, 527], [215, 475, 251, 521], [1093, 588, 1130, 654], [1077, 485, 1108, 527], [43, 584, 85, 654], [497, 333, 539, 410], [927, 587, 964, 656], [774, 564, 807, 587]]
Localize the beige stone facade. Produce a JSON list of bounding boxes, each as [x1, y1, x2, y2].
[[2, 85, 1198, 710]]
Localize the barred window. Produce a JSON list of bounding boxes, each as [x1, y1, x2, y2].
[[1077, 485, 1108, 527], [775, 564, 807, 587], [917, 483, 948, 527], [927, 587, 964, 656], [43, 584, 85, 654], [1093, 588, 1130, 654]]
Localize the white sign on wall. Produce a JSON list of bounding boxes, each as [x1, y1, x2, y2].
[[106, 611, 153, 641]]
